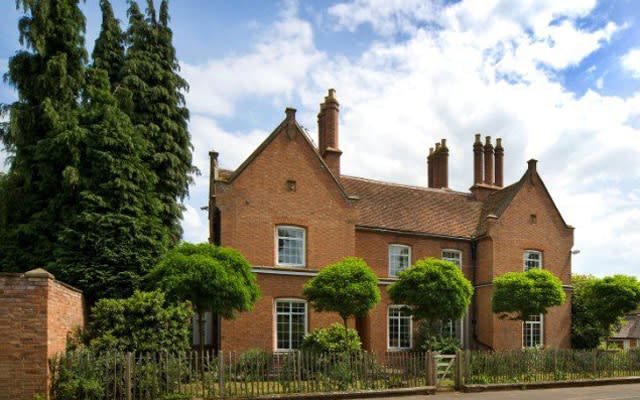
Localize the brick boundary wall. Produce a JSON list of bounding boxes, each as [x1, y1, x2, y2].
[[0, 269, 85, 400]]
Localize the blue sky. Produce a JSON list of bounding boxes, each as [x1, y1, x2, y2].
[[2, 0, 640, 278]]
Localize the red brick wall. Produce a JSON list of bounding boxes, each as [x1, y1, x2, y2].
[[480, 176, 574, 349], [216, 127, 357, 270], [0, 270, 85, 400], [221, 273, 351, 352]]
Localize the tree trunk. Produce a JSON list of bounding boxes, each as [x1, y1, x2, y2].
[[343, 317, 349, 353]]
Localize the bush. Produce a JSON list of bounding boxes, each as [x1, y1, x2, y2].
[[88, 290, 192, 353], [237, 348, 269, 378], [50, 353, 104, 400], [421, 334, 461, 354], [301, 324, 362, 353]]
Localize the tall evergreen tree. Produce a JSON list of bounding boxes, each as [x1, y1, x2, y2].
[[52, 66, 168, 302], [122, 0, 195, 245], [0, 0, 87, 271], [92, 0, 125, 88]]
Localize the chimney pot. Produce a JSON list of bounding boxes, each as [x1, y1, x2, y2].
[[484, 136, 494, 185], [473, 134, 484, 185], [440, 138, 449, 188], [285, 107, 296, 120], [317, 89, 341, 176], [494, 137, 504, 187], [527, 159, 537, 172]]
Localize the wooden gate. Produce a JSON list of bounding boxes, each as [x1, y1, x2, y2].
[[434, 354, 456, 386]]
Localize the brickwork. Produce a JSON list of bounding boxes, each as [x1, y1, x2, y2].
[[212, 95, 575, 353], [0, 270, 85, 400]]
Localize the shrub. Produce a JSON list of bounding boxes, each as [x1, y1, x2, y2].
[[301, 324, 362, 353], [88, 290, 192, 353], [237, 348, 269, 378]]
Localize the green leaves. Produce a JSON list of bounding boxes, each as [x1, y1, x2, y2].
[[492, 269, 565, 321], [572, 274, 640, 348], [148, 243, 261, 319], [388, 257, 473, 323], [88, 290, 192, 353], [304, 257, 381, 321]]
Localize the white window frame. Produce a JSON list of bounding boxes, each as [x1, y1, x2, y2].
[[523, 314, 544, 348], [441, 249, 464, 345], [388, 305, 413, 350], [441, 249, 462, 268], [274, 299, 307, 352], [388, 244, 411, 277], [523, 250, 543, 271], [276, 226, 306, 267]]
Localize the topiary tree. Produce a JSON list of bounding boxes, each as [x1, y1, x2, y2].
[[88, 290, 192, 353], [571, 274, 608, 348], [388, 257, 473, 342], [492, 268, 566, 321], [147, 243, 260, 355], [301, 323, 362, 353], [303, 257, 380, 351]]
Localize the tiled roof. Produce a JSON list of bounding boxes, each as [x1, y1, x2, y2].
[[476, 178, 526, 236], [341, 176, 484, 239], [612, 314, 640, 339]]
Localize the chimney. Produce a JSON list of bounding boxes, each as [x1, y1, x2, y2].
[[318, 89, 342, 176], [494, 138, 504, 187], [208, 150, 219, 244], [473, 134, 483, 185], [427, 147, 434, 188], [433, 142, 441, 188], [483, 136, 494, 185], [440, 138, 449, 188]]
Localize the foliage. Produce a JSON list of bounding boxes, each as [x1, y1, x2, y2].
[[303, 257, 380, 350], [92, 0, 125, 86], [572, 274, 640, 348], [0, 0, 87, 272], [121, 0, 195, 245], [237, 348, 269, 378], [50, 353, 103, 400], [388, 257, 473, 324], [147, 243, 260, 353], [572, 274, 608, 348], [301, 324, 362, 353], [88, 290, 191, 353], [492, 268, 565, 321], [415, 322, 461, 354], [49, 65, 167, 302]]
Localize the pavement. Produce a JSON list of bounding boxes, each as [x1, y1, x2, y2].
[[353, 383, 640, 399]]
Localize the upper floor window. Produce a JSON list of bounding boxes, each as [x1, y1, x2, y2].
[[275, 299, 307, 351], [523, 314, 543, 348], [524, 250, 542, 271], [276, 226, 305, 267], [442, 249, 462, 268], [388, 305, 412, 350], [389, 245, 411, 277]]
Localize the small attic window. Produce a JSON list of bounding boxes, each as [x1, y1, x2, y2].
[[529, 214, 537, 225], [287, 180, 297, 192]]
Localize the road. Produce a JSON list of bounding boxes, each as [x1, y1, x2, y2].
[[356, 384, 640, 399]]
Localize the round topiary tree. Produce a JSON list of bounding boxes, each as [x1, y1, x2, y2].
[[388, 257, 473, 338], [492, 268, 566, 321], [147, 243, 260, 355], [303, 257, 380, 351]]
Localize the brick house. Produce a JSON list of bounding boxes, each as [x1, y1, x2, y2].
[[203, 89, 574, 353]]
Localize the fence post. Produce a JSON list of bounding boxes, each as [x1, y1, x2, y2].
[[464, 349, 471, 385], [219, 351, 225, 399], [425, 351, 433, 386], [592, 348, 597, 378], [126, 352, 132, 400], [455, 350, 463, 390]]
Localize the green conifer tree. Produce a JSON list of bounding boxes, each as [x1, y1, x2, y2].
[[0, 0, 87, 271], [92, 0, 125, 87], [122, 0, 195, 245], [52, 66, 168, 302]]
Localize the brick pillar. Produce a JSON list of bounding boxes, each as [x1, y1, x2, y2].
[[483, 136, 494, 185], [494, 138, 504, 187], [440, 138, 449, 188], [473, 134, 483, 185]]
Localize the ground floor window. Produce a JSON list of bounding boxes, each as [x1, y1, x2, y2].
[[523, 314, 543, 348], [388, 306, 412, 349], [192, 311, 213, 346], [275, 299, 307, 351], [440, 318, 463, 343]]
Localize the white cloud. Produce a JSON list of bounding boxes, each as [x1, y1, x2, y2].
[[621, 48, 640, 79], [181, 204, 208, 243], [180, 0, 640, 277]]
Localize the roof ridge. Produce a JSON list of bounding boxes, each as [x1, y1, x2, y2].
[[341, 175, 475, 198]]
